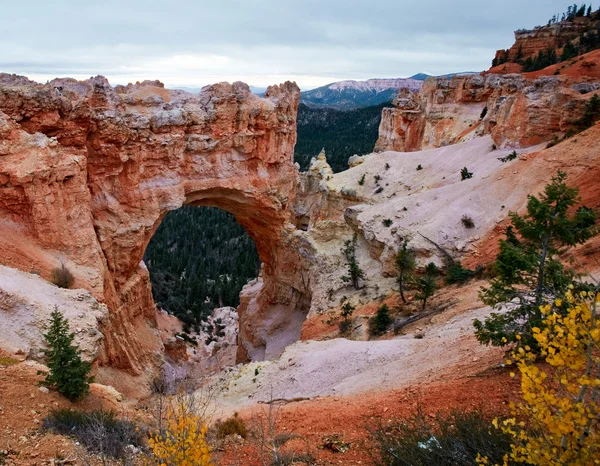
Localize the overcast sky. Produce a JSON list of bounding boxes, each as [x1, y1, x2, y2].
[[0, 0, 579, 90]]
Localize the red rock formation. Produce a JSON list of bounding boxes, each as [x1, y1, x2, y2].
[[0, 74, 308, 391], [375, 69, 598, 152], [489, 16, 599, 74]]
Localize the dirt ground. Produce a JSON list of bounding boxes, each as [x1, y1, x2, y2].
[[214, 367, 519, 465]]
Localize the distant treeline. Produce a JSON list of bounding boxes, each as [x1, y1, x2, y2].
[[294, 102, 390, 173], [144, 206, 260, 331]]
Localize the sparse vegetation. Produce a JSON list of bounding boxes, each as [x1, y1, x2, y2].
[[497, 150, 518, 163], [216, 412, 248, 439], [474, 171, 597, 350], [341, 233, 365, 289], [249, 397, 314, 466], [460, 167, 473, 180], [445, 261, 475, 285], [339, 301, 355, 335], [369, 304, 392, 336], [43, 409, 143, 461], [413, 273, 437, 311], [369, 408, 512, 466], [0, 356, 19, 366], [40, 307, 93, 401], [577, 93, 600, 130], [461, 215, 475, 229], [51, 262, 74, 289]]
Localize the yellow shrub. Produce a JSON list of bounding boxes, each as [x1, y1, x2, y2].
[[147, 397, 212, 466], [480, 288, 600, 465]]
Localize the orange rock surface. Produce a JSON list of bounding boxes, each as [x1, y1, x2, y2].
[[375, 53, 600, 153]]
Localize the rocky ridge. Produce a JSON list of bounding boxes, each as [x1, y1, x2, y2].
[[375, 69, 599, 152]]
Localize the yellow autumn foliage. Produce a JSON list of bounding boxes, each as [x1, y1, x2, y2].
[[480, 287, 600, 465], [147, 397, 212, 466]]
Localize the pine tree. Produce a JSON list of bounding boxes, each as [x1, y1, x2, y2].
[[370, 304, 392, 336], [341, 233, 365, 289], [395, 240, 416, 304], [474, 171, 597, 349], [413, 267, 438, 311], [41, 307, 93, 400]]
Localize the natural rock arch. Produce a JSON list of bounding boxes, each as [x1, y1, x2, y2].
[[0, 74, 311, 384]]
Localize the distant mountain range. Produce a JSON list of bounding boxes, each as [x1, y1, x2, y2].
[[174, 85, 267, 95], [300, 73, 479, 109], [300, 77, 423, 110]]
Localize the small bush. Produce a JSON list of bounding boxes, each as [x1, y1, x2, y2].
[[445, 261, 475, 285], [424, 262, 439, 276], [368, 407, 512, 466], [44, 409, 143, 459], [0, 356, 19, 366], [497, 150, 518, 163], [339, 319, 353, 336], [385, 163, 390, 170], [374, 175, 382, 184], [358, 173, 366, 185], [51, 263, 74, 289], [382, 219, 393, 227], [461, 215, 475, 228], [339, 301, 355, 336], [375, 186, 383, 194], [546, 136, 560, 148], [416, 164, 423, 171], [480, 106, 488, 119], [369, 304, 392, 336], [216, 412, 248, 439], [460, 167, 473, 180]]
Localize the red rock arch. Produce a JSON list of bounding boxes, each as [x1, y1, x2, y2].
[[0, 74, 311, 388]]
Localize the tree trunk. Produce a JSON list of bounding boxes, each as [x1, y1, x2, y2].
[[535, 233, 551, 307], [399, 271, 406, 303]]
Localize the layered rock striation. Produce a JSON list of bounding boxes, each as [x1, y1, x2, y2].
[[0, 74, 306, 389], [375, 72, 598, 152]]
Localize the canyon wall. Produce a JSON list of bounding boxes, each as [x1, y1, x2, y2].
[[375, 73, 596, 153], [0, 74, 307, 390]]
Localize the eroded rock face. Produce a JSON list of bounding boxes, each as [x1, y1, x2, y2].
[[0, 74, 309, 389], [375, 73, 596, 152], [491, 16, 599, 71], [0, 264, 108, 362]]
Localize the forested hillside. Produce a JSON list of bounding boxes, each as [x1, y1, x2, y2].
[[144, 100, 391, 326], [294, 102, 390, 172], [144, 206, 260, 331]]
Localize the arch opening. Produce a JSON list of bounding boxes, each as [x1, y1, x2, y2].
[[144, 205, 261, 338]]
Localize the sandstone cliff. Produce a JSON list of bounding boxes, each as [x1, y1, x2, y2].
[[0, 74, 303, 392], [489, 14, 599, 74], [375, 70, 599, 152]]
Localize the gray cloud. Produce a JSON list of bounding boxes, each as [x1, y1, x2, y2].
[[0, 0, 576, 89]]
